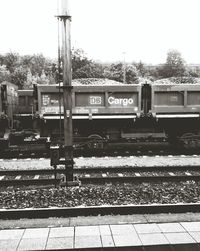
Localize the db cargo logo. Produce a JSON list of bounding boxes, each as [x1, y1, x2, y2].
[[108, 96, 134, 106], [89, 96, 102, 105]]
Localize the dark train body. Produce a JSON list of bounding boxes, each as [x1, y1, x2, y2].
[[150, 83, 200, 149], [35, 79, 200, 150], [1, 78, 200, 153], [37, 82, 142, 148]]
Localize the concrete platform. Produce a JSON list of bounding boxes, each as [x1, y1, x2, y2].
[[1, 218, 200, 250]]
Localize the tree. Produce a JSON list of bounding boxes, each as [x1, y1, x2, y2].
[[134, 61, 147, 77], [71, 48, 91, 73], [21, 54, 55, 76], [71, 48, 106, 79], [103, 62, 139, 84], [37, 70, 50, 85], [0, 52, 20, 73], [10, 66, 27, 89], [0, 65, 11, 83], [159, 50, 186, 78], [73, 62, 104, 79], [125, 64, 139, 84]]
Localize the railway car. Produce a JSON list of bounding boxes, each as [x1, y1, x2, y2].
[[34, 78, 200, 151], [3, 78, 200, 154], [6, 86, 49, 154], [35, 79, 165, 150], [149, 82, 200, 149]]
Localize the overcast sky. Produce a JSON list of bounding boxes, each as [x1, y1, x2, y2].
[[1, 0, 200, 64]]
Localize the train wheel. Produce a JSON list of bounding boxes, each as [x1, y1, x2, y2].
[[87, 134, 104, 150]]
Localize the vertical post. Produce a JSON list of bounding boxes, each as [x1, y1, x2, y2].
[[58, 0, 73, 182]]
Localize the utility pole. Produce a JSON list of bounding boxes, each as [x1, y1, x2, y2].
[[57, 0, 73, 182]]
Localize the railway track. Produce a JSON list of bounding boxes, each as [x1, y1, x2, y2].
[[1, 141, 200, 158], [1, 165, 200, 187]]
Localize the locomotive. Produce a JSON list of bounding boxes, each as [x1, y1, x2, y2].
[[1, 78, 200, 154]]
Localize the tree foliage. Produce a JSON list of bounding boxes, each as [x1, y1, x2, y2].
[[71, 48, 105, 79], [11, 66, 27, 89], [0, 52, 56, 89], [0, 65, 10, 83], [104, 62, 139, 84], [158, 50, 186, 78], [0, 48, 198, 88]]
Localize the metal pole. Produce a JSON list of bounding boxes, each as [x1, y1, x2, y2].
[[58, 0, 73, 182]]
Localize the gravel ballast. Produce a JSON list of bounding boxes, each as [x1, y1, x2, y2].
[[1, 156, 200, 210], [1, 181, 200, 209]]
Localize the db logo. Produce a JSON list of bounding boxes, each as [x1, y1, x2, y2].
[[89, 96, 102, 105]]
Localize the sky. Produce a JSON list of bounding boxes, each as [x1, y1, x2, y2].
[[1, 0, 200, 65]]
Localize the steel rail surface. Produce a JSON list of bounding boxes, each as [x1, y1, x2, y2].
[[0, 165, 200, 175]]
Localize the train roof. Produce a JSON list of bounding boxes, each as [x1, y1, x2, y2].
[[37, 78, 151, 88], [71, 78, 152, 85], [72, 78, 124, 85]]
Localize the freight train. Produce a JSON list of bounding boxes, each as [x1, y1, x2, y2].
[[35, 78, 200, 150], [1, 78, 200, 154]]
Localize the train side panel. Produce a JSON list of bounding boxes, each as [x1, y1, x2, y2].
[[18, 90, 34, 115], [36, 84, 143, 146], [37, 84, 142, 119], [151, 84, 200, 117], [150, 83, 200, 148]]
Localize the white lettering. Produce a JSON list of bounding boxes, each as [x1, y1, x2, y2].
[[108, 96, 134, 106], [90, 96, 102, 105]]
